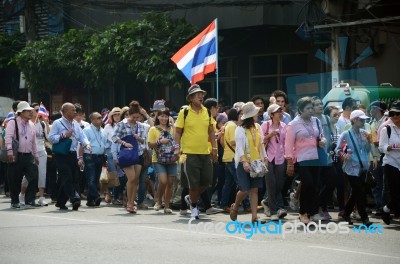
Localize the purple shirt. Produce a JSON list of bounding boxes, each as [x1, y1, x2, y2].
[[5, 116, 37, 157]]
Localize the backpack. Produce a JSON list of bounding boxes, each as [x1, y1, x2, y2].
[[155, 126, 176, 164]]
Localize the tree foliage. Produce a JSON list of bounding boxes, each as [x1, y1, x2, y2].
[[0, 32, 25, 69], [13, 13, 197, 93]]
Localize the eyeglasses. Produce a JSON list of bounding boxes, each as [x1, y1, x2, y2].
[[333, 114, 340, 117]]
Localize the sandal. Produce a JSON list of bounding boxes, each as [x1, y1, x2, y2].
[[126, 203, 135, 213], [230, 203, 238, 221], [252, 217, 266, 224]]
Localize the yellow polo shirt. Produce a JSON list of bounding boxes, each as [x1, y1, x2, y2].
[[147, 126, 174, 163], [175, 104, 215, 154], [222, 121, 236, 162]]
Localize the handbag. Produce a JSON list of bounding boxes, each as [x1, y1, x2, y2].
[[0, 119, 19, 163], [118, 134, 139, 167], [348, 131, 376, 187], [244, 127, 268, 178], [51, 121, 73, 155]]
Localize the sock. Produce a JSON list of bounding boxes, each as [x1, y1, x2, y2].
[[191, 203, 197, 208], [383, 205, 390, 213]]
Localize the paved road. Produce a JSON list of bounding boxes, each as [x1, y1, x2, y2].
[[0, 197, 399, 264]]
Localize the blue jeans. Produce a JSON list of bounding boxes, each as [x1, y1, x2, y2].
[[220, 161, 237, 207], [137, 166, 147, 204], [84, 154, 104, 203]]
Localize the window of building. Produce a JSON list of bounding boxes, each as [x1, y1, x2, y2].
[[250, 53, 307, 97]]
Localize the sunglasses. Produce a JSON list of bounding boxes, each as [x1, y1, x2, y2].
[[389, 111, 400, 117], [332, 114, 340, 117]]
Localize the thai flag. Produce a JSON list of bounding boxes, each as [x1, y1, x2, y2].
[[171, 19, 217, 84], [2, 111, 14, 126], [102, 111, 109, 124], [38, 102, 49, 118]]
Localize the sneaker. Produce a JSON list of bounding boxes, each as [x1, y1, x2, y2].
[[180, 209, 191, 216], [19, 193, 25, 207], [72, 200, 81, 211], [261, 199, 271, 217], [154, 202, 162, 211], [184, 195, 191, 207], [190, 206, 200, 220], [205, 206, 223, 215], [112, 199, 123, 205], [37, 197, 48, 206], [362, 218, 373, 227], [270, 214, 279, 221], [146, 194, 154, 200], [338, 210, 345, 218], [24, 201, 39, 208], [381, 211, 391, 225], [351, 211, 361, 220], [320, 211, 332, 220], [311, 213, 325, 221], [289, 192, 299, 211], [341, 215, 353, 225], [164, 208, 173, 214], [95, 197, 102, 206], [10, 203, 20, 209], [277, 208, 287, 219], [137, 203, 148, 210]]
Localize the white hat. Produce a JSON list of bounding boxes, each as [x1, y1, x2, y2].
[[267, 104, 282, 117], [241, 102, 260, 120], [350, 110, 369, 121], [16, 101, 34, 114]]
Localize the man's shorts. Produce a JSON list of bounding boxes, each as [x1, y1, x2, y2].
[[182, 154, 212, 189]]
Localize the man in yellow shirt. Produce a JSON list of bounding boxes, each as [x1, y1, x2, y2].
[[174, 84, 217, 219]]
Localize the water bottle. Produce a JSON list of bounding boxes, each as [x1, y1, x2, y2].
[[79, 164, 85, 172]]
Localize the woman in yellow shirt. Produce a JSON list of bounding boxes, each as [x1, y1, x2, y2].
[[148, 108, 178, 214]]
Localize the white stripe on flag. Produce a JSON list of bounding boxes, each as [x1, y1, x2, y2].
[[176, 29, 217, 70], [191, 54, 217, 76]]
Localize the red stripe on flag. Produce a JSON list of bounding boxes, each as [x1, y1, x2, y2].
[[171, 20, 216, 64], [191, 62, 217, 84]]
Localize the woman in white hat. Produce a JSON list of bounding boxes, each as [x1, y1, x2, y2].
[[260, 103, 287, 220], [230, 102, 268, 223], [103, 107, 122, 205]]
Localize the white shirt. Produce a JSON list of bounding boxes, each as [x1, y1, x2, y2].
[[379, 123, 400, 170]]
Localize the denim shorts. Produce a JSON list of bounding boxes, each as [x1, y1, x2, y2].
[[236, 163, 263, 191], [153, 162, 178, 176]]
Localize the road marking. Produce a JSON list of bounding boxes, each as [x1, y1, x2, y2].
[[14, 213, 110, 224], [309, 246, 400, 259], [11, 212, 250, 241]]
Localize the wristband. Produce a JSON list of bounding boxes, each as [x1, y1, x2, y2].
[[156, 139, 162, 146], [212, 148, 217, 150], [174, 143, 180, 150], [77, 156, 83, 160]]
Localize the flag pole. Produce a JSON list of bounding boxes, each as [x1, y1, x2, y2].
[[215, 18, 219, 102]]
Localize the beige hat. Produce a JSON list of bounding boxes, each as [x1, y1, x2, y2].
[[16, 101, 34, 113], [120, 106, 129, 118], [267, 103, 282, 117], [241, 102, 260, 120], [186, 84, 207, 102], [108, 107, 121, 120]]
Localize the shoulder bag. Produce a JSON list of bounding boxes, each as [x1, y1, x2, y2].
[[52, 121, 72, 155], [0, 119, 19, 162]]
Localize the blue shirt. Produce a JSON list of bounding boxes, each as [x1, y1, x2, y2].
[[335, 128, 371, 176], [83, 124, 107, 155], [49, 117, 90, 151]]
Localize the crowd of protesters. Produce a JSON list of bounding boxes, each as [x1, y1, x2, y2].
[[1, 85, 400, 227]]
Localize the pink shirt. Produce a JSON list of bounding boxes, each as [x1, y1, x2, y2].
[[261, 120, 286, 165], [5, 116, 37, 157], [285, 116, 325, 163]]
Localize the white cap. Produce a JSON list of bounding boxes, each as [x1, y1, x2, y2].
[[350, 110, 369, 121]]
